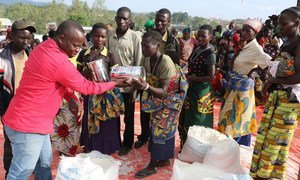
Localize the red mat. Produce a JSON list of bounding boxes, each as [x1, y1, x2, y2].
[[0, 102, 299, 180]]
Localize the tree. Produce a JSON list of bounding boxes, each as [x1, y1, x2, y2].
[[0, 5, 6, 17], [68, 0, 90, 26], [172, 12, 189, 24], [1, 0, 238, 34], [90, 0, 109, 24], [131, 13, 149, 31], [5, 3, 36, 21], [190, 16, 208, 30], [38, 0, 68, 33]]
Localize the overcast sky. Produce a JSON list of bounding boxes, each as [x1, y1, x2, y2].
[[39, 0, 297, 20]]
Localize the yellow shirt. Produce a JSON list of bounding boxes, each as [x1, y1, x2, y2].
[[69, 55, 78, 67], [160, 31, 168, 54], [13, 52, 28, 93]]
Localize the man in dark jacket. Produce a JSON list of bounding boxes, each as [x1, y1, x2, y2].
[[155, 8, 180, 65], [0, 19, 36, 178]]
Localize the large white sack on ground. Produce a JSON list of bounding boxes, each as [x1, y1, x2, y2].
[[55, 151, 121, 180], [171, 159, 253, 180], [239, 145, 254, 171], [178, 126, 228, 163], [203, 138, 245, 174]]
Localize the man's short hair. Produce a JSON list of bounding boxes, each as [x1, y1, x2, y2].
[[199, 24, 213, 35], [117, 6, 132, 17], [55, 20, 84, 36], [156, 8, 172, 21]]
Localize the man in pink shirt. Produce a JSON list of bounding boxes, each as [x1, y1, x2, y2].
[[2, 20, 129, 180]]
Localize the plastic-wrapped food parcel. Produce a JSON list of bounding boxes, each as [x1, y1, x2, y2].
[[110, 65, 146, 82], [87, 59, 110, 82], [87, 61, 145, 135]]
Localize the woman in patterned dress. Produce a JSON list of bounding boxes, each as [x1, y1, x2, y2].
[[132, 30, 188, 178], [250, 7, 300, 179], [218, 19, 271, 146], [77, 23, 124, 155]]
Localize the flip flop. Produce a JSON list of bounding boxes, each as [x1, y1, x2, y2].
[[134, 167, 157, 178]]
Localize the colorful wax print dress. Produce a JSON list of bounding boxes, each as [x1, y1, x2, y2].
[[218, 39, 270, 146], [250, 38, 300, 179], [141, 54, 188, 144], [141, 54, 188, 160], [78, 47, 124, 155]]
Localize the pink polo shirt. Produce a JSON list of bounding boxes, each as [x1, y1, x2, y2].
[[3, 39, 115, 134]]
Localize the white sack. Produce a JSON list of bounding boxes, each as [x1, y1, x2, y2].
[[178, 126, 227, 163], [203, 138, 245, 174], [55, 151, 121, 180], [171, 159, 253, 180]]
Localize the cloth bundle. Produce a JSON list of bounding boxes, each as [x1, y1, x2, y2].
[[88, 88, 125, 134]]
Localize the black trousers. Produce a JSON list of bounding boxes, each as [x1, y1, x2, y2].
[[121, 93, 135, 148], [137, 91, 150, 142]]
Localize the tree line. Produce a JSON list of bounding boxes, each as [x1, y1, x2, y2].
[[0, 0, 238, 34]]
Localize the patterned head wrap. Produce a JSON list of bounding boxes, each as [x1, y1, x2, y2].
[[243, 19, 262, 34]]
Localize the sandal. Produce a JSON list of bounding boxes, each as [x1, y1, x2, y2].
[[134, 167, 157, 178]]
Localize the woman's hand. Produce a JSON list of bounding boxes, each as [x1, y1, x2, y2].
[[69, 97, 83, 121], [113, 77, 132, 87], [132, 77, 148, 90]]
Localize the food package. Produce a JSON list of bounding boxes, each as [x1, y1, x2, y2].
[[87, 59, 109, 82], [110, 66, 146, 81]]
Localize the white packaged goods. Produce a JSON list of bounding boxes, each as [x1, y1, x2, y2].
[[110, 66, 145, 81], [177, 126, 249, 178], [203, 138, 245, 174], [87, 59, 109, 82], [178, 126, 228, 163], [171, 159, 253, 180], [171, 159, 226, 180], [55, 151, 121, 180]]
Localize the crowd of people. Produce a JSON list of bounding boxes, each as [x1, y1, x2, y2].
[[0, 5, 299, 180]]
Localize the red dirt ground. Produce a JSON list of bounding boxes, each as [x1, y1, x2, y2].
[[0, 102, 299, 180]]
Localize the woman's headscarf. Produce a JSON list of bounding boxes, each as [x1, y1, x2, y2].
[[243, 19, 262, 34]]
